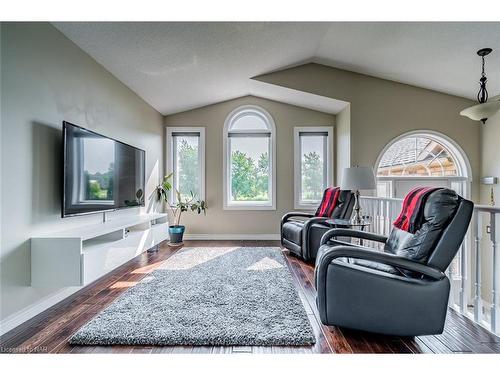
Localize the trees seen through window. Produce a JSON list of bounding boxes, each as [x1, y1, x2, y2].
[[167, 128, 205, 204], [224, 106, 275, 209], [294, 128, 332, 209], [175, 137, 199, 200]]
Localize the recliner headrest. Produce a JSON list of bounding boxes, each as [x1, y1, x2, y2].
[[385, 188, 462, 269], [421, 188, 460, 230]]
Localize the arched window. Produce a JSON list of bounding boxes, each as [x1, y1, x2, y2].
[[375, 132, 470, 199], [377, 136, 459, 177], [223, 105, 276, 209]]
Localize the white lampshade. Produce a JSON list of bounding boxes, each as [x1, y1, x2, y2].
[[460, 95, 500, 122], [340, 166, 376, 191]]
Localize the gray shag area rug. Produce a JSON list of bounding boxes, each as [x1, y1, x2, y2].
[[69, 247, 315, 346]]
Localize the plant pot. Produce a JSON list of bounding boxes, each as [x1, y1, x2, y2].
[[168, 225, 185, 245]]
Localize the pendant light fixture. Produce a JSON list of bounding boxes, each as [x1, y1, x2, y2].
[[460, 48, 500, 124]]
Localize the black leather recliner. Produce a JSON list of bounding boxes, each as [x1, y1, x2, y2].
[[281, 190, 354, 262], [314, 188, 473, 336]]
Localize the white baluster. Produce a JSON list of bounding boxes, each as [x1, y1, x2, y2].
[[474, 210, 483, 323], [491, 213, 499, 334], [369, 199, 375, 233], [389, 200, 395, 224], [388, 200, 393, 232], [459, 237, 467, 314], [375, 200, 380, 234], [384, 200, 388, 243]]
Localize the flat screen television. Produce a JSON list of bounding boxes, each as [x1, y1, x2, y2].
[[62, 121, 145, 217]]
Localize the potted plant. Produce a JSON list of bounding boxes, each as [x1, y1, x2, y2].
[[156, 173, 207, 245]]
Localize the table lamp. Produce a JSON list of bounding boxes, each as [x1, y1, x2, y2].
[[340, 166, 376, 224]]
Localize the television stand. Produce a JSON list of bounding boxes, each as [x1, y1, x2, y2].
[[31, 213, 168, 287]]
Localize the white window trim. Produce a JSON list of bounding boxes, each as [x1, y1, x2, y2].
[[223, 105, 276, 210], [293, 126, 334, 210], [166, 127, 206, 203]]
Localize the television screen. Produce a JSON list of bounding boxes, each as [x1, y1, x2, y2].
[[62, 121, 145, 217]]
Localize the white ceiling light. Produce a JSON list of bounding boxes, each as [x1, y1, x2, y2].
[[460, 48, 500, 124], [460, 95, 500, 122]]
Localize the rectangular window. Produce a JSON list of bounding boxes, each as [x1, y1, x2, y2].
[[166, 127, 205, 203], [227, 133, 272, 207], [294, 127, 333, 209]]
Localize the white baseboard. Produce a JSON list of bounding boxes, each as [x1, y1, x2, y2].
[[0, 287, 80, 336], [183, 233, 281, 240]]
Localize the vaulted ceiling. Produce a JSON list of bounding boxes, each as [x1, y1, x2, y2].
[[53, 22, 500, 115]]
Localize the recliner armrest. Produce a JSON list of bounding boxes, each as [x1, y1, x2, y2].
[[320, 228, 388, 246], [281, 212, 315, 224], [301, 217, 332, 259], [281, 212, 316, 249], [303, 217, 330, 230], [315, 245, 446, 282]]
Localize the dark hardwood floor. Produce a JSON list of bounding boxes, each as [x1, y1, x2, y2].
[[1, 240, 499, 354]]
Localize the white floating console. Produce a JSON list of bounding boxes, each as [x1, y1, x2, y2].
[[31, 213, 169, 287]]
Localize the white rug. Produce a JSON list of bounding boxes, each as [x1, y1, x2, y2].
[[69, 247, 316, 346]]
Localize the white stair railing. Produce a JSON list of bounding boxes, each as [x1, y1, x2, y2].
[[359, 196, 402, 249], [471, 205, 500, 335], [359, 196, 500, 336]]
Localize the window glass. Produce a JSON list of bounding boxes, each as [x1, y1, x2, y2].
[[293, 127, 333, 209], [377, 137, 458, 177], [300, 134, 327, 204], [173, 134, 200, 200], [230, 114, 269, 131], [229, 136, 270, 202]]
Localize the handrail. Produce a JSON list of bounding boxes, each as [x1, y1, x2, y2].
[[474, 204, 500, 213]]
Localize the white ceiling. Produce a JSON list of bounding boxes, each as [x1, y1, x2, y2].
[[53, 22, 500, 115]]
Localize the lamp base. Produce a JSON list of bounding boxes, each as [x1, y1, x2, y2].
[[351, 217, 365, 225], [351, 190, 364, 224]]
